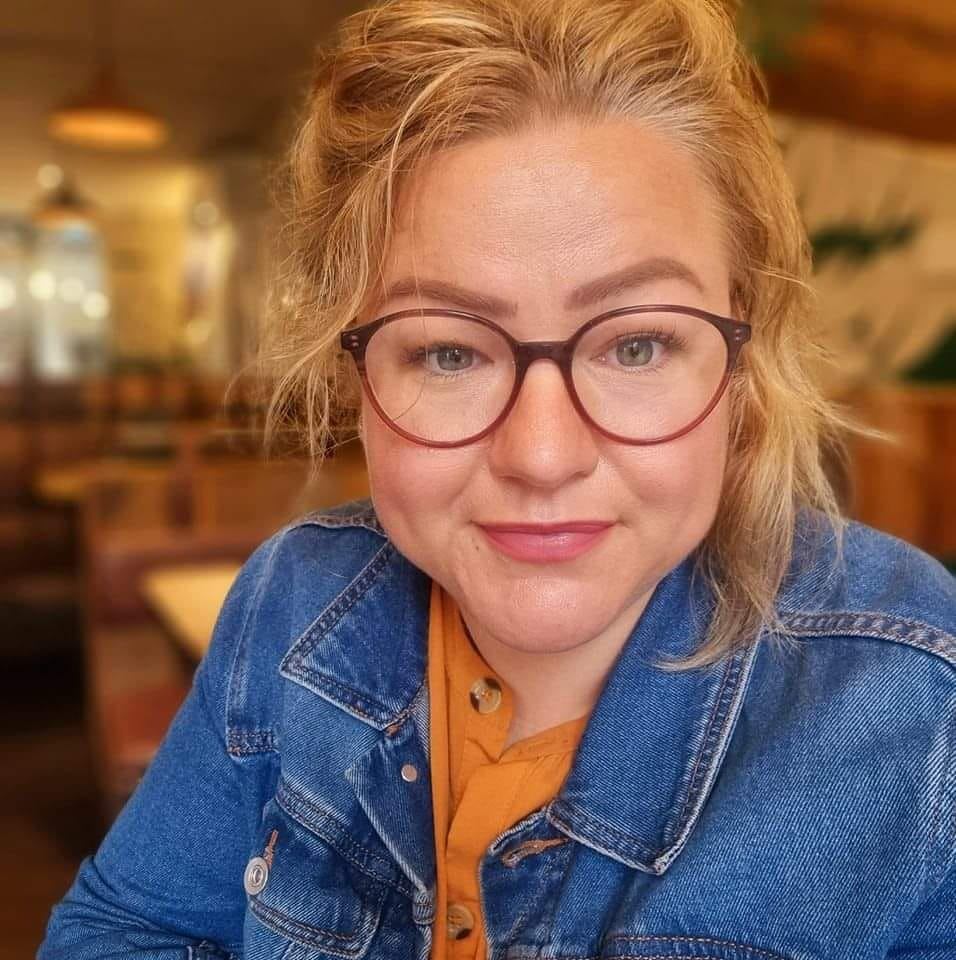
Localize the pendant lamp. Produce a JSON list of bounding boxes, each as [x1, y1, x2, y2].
[[48, 0, 168, 151], [33, 175, 94, 228]]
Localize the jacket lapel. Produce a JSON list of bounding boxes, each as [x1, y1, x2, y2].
[[281, 533, 437, 893], [344, 703, 436, 893], [550, 556, 760, 874]]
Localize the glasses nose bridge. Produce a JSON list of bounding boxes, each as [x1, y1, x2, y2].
[[507, 338, 583, 428], [512, 338, 575, 390]]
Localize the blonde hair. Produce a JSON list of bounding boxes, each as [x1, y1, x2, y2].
[[261, 0, 851, 668]]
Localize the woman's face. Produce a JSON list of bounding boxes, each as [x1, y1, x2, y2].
[[360, 119, 733, 656]]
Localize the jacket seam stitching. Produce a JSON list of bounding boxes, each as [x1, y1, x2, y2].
[[781, 611, 955, 667], [547, 801, 657, 863], [279, 541, 398, 726], [564, 944, 787, 960], [547, 645, 757, 872], [281, 540, 393, 666], [670, 648, 742, 844], [604, 934, 792, 959], [386, 678, 427, 736], [285, 671, 388, 726], [226, 729, 277, 757], [288, 501, 385, 537], [223, 535, 285, 756], [275, 780, 413, 898], [249, 892, 383, 956], [924, 692, 956, 890], [783, 609, 954, 636]]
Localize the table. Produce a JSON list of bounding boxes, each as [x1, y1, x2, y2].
[[33, 461, 100, 503], [140, 562, 240, 659], [33, 459, 170, 504]]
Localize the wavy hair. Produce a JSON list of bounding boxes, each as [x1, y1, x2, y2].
[[261, 0, 851, 668]]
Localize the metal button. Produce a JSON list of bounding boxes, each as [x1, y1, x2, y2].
[[447, 902, 475, 939], [243, 856, 269, 896], [469, 677, 503, 714], [400, 763, 419, 782]]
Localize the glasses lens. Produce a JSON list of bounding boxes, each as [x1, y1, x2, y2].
[[364, 312, 515, 443], [572, 310, 729, 441]]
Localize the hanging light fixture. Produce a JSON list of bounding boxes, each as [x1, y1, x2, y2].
[[32, 166, 94, 228], [48, 0, 168, 151]]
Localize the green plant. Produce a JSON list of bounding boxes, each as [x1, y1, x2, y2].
[[738, 0, 819, 69]]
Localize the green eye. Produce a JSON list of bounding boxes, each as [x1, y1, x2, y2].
[[616, 338, 654, 366], [430, 345, 473, 371]]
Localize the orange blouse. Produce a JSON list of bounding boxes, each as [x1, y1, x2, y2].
[[427, 582, 588, 959]]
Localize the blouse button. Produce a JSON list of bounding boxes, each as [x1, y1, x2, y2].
[[243, 856, 269, 896], [400, 763, 419, 782], [447, 902, 475, 939], [469, 677, 502, 714]]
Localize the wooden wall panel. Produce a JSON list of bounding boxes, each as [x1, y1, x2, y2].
[[848, 386, 956, 559]]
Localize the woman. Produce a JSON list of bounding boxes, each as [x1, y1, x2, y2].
[[42, 0, 955, 957]]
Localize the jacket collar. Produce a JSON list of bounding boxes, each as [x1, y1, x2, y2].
[[281, 502, 758, 876], [281, 524, 431, 731], [548, 559, 760, 874]]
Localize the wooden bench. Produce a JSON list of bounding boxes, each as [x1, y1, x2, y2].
[[84, 528, 263, 820]]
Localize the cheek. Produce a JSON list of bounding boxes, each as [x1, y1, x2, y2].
[[360, 403, 479, 548], [362, 410, 419, 516], [616, 404, 729, 519]]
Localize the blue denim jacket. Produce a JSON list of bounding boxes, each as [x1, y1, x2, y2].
[[41, 499, 956, 960]]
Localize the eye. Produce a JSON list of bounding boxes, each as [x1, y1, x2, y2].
[[428, 344, 474, 372], [614, 337, 655, 367]]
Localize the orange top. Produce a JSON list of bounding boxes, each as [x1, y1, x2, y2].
[[427, 582, 588, 959]]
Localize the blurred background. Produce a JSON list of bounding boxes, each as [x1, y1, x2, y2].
[[1, 0, 954, 953]]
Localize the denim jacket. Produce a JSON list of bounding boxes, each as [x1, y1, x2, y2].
[[41, 499, 956, 960]]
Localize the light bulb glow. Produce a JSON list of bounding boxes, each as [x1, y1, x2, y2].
[[0, 277, 16, 310], [82, 291, 110, 320], [29, 270, 56, 301], [49, 107, 167, 151], [37, 164, 65, 190]]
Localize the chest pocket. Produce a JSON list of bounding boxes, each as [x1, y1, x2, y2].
[[243, 796, 391, 960]]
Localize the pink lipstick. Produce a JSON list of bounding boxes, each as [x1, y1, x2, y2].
[[477, 521, 613, 563]]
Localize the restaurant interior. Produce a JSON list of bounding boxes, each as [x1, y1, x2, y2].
[[1, 0, 954, 953]]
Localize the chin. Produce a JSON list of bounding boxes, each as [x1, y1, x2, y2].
[[500, 630, 596, 656], [464, 587, 618, 653]]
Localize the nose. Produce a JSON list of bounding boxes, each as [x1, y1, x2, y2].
[[486, 359, 599, 489]]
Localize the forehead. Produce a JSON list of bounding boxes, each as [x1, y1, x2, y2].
[[378, 119, 731, 321]]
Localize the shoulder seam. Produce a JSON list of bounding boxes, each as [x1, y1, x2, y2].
[[223, 534, 287, 757], [782, 611, 956, 671]]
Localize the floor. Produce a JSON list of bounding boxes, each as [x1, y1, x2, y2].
[[0, 642, 102, 958]]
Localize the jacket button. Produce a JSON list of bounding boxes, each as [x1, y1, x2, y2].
[[401, 763, 419, 782], [447, 902, 475, 939], [469, 677, 502, 714], [243, 856, 269, 896]]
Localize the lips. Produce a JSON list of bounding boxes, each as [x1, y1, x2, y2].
[[476, 521, 613, 563]]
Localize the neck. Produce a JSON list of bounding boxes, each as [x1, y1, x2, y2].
[[460, 597, 649, 747]]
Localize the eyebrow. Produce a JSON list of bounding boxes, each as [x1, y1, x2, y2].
[[378, 256, 707, 317], [566, 256, 707, 309]]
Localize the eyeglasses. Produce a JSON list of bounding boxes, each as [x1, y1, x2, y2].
[[340, 304, 751, 447]]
